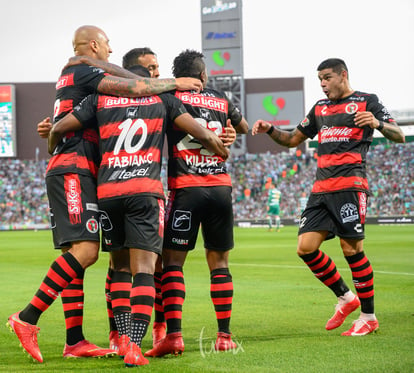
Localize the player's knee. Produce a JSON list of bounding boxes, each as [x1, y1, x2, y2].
[[70, 241, 100, 268], [296, 243, 315, 257]]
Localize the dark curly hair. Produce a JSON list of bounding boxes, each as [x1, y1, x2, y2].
[[172, 49, 205, 79]]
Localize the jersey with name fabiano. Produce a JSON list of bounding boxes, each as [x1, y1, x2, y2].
[[72, 93, 186, 201], [46, 64, 107, 179], [297, 91, 396, 194], [167, 88, 243, 189]]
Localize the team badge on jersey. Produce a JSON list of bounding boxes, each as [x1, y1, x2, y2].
[[172, 210, 191, 231], [86, 217, 99, 233], [340, 203, 359, 223], [300, 117, 310, 127], [345, 103, 359, 114]]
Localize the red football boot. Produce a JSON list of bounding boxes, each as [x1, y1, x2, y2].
[[7, 312, 43, 363], [325, 296, 360, 330], [144, 332, 184, 357], [215, 332, 237, 351]]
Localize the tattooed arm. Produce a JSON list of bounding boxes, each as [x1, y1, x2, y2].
[[64, 55, 203, 96], [63, 56, 138, 78], [97, 75, 203, 97], [354, 111, 405, 143], [252, 119, 308, 147]]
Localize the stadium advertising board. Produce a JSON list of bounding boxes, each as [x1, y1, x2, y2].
[[203, 48, 242, 76], [245, 78, 305, 130], [201, 0, 243, 77], [0, 85, 16, 157]]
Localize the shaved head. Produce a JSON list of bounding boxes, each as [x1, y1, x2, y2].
[[72, 25, 112, 60]]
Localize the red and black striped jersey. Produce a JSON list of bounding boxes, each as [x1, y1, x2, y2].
[[46, 64, 107, 179], [297, 91, 396, 194], [167, 88, 243, 189], [72, 93, 187, 201]]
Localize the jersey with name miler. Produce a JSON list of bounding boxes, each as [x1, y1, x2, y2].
[[297, 91, 396, 194], [167, 89, 243, 189], [72, 93, 186, 201]]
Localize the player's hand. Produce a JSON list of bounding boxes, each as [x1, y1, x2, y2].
[[62, 56, 85, 72], [221, 147, 230, 161], [220, 120, 236, 147], [354, 111, 379, 129], [37, 117, 52, 139], [252, 120, 272, 135], [175, 78, 203, 93]]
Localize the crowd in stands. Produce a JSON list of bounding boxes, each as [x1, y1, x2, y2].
[[1, 142, 413, 228], [0, 159, 49, 228]]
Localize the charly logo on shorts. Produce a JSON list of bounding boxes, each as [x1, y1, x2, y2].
[[340, 203, 359, 223], [86, 217, 99, 233], [172, 210, 191, 231]]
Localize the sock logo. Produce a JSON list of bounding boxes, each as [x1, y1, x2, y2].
[[212, 51, 231, 67], [262, 96, 285, 116]]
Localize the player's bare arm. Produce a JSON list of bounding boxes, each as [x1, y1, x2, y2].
[[234, 117, 249, 134], [97, 76, 202, 97], [37, 117, 52, 139], [252, 119, 308, 147], [174, 112, 230, 160], [354, 111, 405, 143], [48, 113, 83, 154]]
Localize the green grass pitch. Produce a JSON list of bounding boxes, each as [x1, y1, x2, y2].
[[0, 225, 413, 372]]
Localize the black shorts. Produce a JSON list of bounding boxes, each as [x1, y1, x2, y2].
[[46, 174, 100, 249], [298, 191, 368, 240], [99, 195, 164, 255], [164, 186, 234, 252]]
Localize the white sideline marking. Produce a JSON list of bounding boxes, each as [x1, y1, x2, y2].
[[228, 262, 414, 276]]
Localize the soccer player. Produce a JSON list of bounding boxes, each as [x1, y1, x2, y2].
[[122, 47, 160, 78], [55, 46, 205, 351], [8, 25, 203, 363], [47, 65, 230, 366], [252, 58, 405, 336], [122, 48, 165, 346], [145, 49, 249, 358], [266, 181, 282, 232], [297, 191, 309, 225]]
